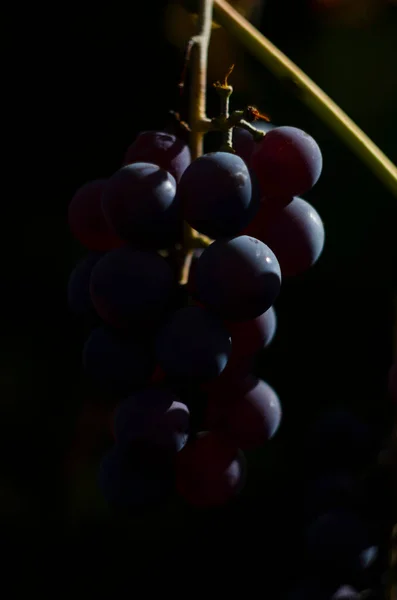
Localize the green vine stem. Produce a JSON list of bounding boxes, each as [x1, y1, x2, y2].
[[213, 0, 397, 197]]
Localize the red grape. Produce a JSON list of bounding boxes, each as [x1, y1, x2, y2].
[[68, 180, 123, 251]]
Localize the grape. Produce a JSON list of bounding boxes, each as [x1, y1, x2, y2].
[[251, 126, 322, 198], [123, 130, 191, 183], [196, 235, 281, 321], [176, 431, 245, 507], [207, 377, 282, 450], [304, 409, 375, 472], [224, 306, 277, 360], [155, 306, 232, 381], [245, 197, 325, 277], [98, 445, 174, 509], [305, 510, 371, 574], [68, 179, 123, 251], [178, 152, 260, 238], [101, 163, 181, 248], [232, 121, 275, 166], [67, 252, 102, 315], [332, 586, 360, 599], [114, 389, 189, 453], [89, 247, 175, 329], [83, 326, 155, 396], [303, 472, 356, 520]]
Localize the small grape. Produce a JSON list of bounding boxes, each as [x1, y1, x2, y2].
[[123, 130, 191, 182], [89, 247, 175, 329]]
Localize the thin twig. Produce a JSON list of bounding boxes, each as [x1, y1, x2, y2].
[[213, 0, 397, 197]]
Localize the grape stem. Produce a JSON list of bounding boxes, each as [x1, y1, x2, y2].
[[179, 0, 215, 285]]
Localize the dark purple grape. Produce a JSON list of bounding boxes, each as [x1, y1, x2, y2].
[[207, 377, 282, 450], [224, 306, 277, 360], [89, 247, 175, 329], [123, 130, 191, 182], [196, 235, 281, 321], [82, 326, 155, 396], [178, 152, 260, 239], [245, 197, 325, 276], [251, 126, 322, 198], [155, 306, 232, 381], [67, 252, 103, 315], [102, 163, 181, 248], [176, 431, 245, 507], [114, 389, 189, 453], [68, 180, 123, 251]]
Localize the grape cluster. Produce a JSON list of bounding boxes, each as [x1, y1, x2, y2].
[[68, 123, 325, 511]]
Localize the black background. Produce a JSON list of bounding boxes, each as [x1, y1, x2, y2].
[[2, 0, 397, 593]]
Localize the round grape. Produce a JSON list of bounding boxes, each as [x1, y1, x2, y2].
[[89, 247, 175, 329], [102, 163, 181, 248], [207, 377, 282, 450], [114, 389, 189, 453], [123, 130, 191, 182], [178, 152, 260, 238], [67, 252, 103, 315], [245, 197, 325, 277], [155, 306, 232, 381], [176, 431, 245, 507], [83, 326, 155, 396], [224, 306, 277, 360], [196, 235, 281, 321], [251, 126, 322, 198], [68, 179, 123, 251]]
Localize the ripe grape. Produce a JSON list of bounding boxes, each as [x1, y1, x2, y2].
[[251, 126, 322, 198], [196, 235, 281, 321], [155, 306, 232, 381], [176, 431, 245, 507], [305, 510, 371, 574], [67, 252, 102, 315], [98, 445, 174, 509], [207, 377, 282, 450], [114, 389, 189, 453], [90, 247, 175, 329], [232, 121, 275, 165], [83, 326, 155, 396], [68, 179, 123, 251], [101, 163, 181, 248], [178, 152, 260, 238], [245, 197, 325, 277], [224, 306, 277, 360], [123, 130, 191, 182]]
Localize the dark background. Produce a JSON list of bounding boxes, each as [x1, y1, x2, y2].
[[2, 0, 397, 592]]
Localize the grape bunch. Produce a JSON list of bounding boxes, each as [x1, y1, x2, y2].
[[67, 119, 325, 511]]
